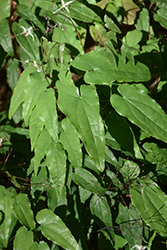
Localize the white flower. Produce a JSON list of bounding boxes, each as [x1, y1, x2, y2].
[[53, 0, 75, 14], [19, 26, 34, 41], [33, 61, 42, 72], [24, 59, 29, 64], [131, 245, 150, 250]]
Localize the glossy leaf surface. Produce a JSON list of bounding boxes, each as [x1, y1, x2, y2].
[[36, 209, 81, 250], [13, 193, 35, 230]]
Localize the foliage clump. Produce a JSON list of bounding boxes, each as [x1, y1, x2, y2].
[[1, 0, 167, 249]]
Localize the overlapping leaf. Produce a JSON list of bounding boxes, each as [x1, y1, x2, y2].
[[131, 180, 167, 238], [58, 84, 105, 171], [46, 142, 66, 199], [111, 84, 167, 144], [72, 168, 105, 195], [71, 49, 151, 84], [60, 118, 82, 168], [36, 88, 58, 142], [90, 194, 113, 238], [29, 107, 44, 151]]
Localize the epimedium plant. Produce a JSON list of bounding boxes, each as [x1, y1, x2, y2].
[[1, 0, 167, 249]]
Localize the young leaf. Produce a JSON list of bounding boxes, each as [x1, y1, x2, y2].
[[13, 193, 36, 230], [36, 88, 58, 142], [111, 84, 167, 144], [36, 209, 81, 250], [46, 142, 66, 199], [60, 118, 82, 168], [58, 84, 105, 171], [13, 226, 33, 250]]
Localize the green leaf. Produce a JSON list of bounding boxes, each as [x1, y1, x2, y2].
[[0, 0, 10, 21], [29, 241, 50, 250], [116, 203, 142, 248], [6, 59, 19, 91], [13, 226, 33, 250], [60, 118, 82, 168], [70, 2, 102, 23], [143, 142, 167, 165], [33, 127, 51, 175], [136, 8, 150, 32], [72, 168, 105, 195], [17, 4, 45, 32], [47, 186, 67, 212], [58, 84, 105, 171], [0, 186, 17, 248], [46, 142, 66, 199], [8, 65, 36, 119], [110, 84, 167, 144], [154, 9, 167, 30], [29, 107, 44, 151], [104, 15, 121, 33], [71, 49, 151, 84], [123, 29, 142, 49], [36, 209, 81, 250], [90, 194, 113, 236], [0, 19, 14, 56], [12, 21, 40, 61], [13, 193, 36, 230], [36, 88, 58, 142], [52, 19, 83, 54], [105, 146, 119, 167], [23, 72, 48, 127], [119, 160, 140, 182], [105, 112, 143, 159], [131, 180, 167, 238]]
